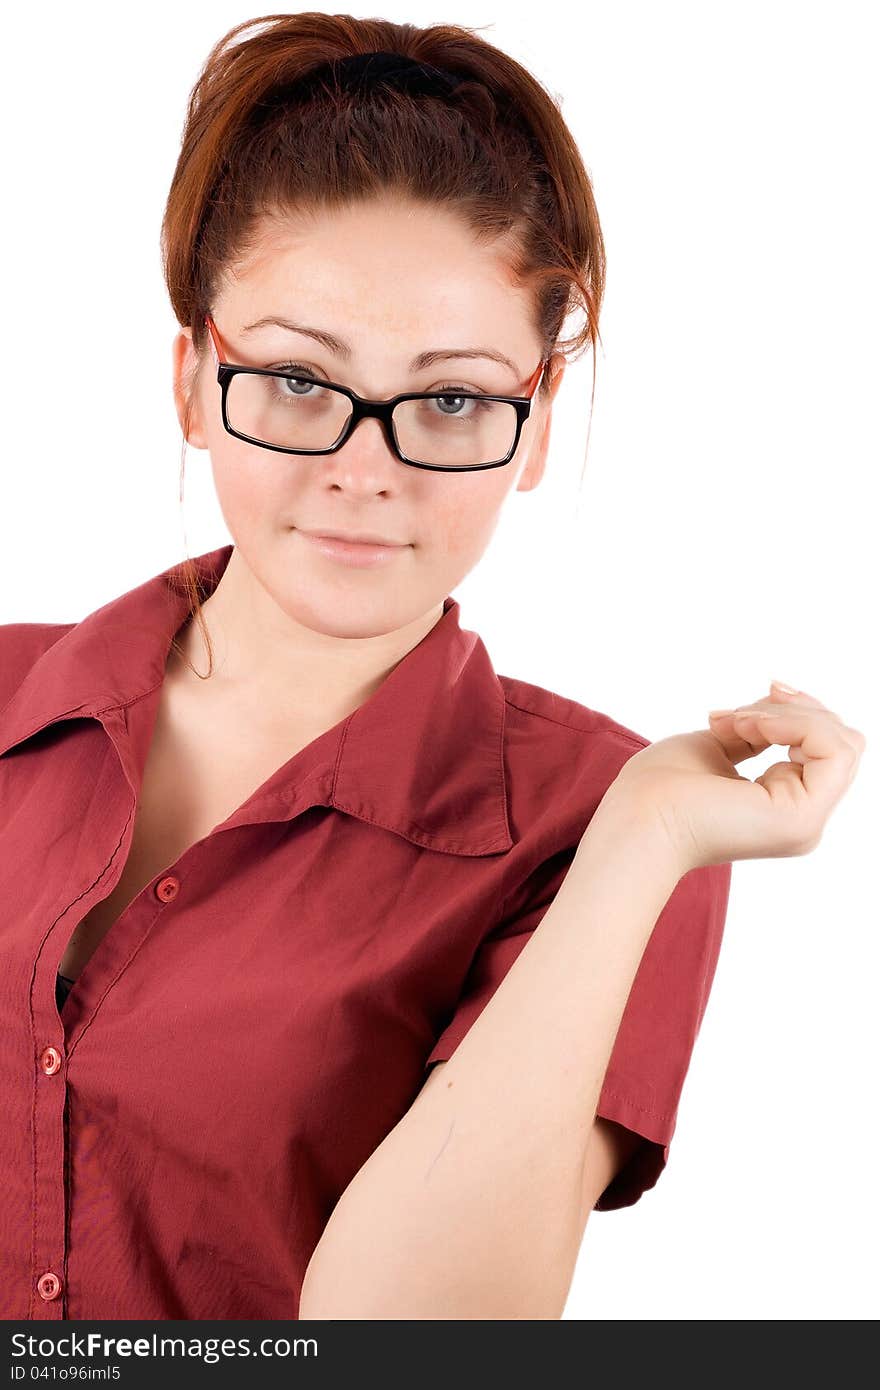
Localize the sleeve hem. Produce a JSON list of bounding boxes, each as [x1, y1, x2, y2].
[[592, 1089, 675, 1211], [595, 1086, 674, 1150]]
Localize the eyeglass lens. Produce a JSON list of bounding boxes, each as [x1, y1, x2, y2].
[[225, 373, 519, 466]]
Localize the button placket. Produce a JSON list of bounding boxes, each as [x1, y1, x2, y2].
[[29, 873, 185, 1315], [29, 869, 185, 1316], [32, 1037, 66, 1315]]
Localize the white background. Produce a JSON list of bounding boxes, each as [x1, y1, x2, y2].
[[1, 2, 877, 1319]]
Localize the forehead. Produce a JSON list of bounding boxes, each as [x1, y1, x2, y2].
[[218, 197, 539, 345]]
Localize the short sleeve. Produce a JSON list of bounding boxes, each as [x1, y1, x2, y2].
[[424, 845, 732, 1211]]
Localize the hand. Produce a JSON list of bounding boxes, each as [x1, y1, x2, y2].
[[604, 682, 867, 871]]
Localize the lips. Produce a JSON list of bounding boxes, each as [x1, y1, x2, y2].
[[295, 529, 410, 569], [297, 526, 407, 546], [308, 533, 403, 546]]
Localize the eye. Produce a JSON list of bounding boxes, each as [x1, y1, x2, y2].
[[268, 361, 330, 397], [429, 383, 492, 417]]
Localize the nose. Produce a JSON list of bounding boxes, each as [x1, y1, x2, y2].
[[323, 416, 403, 491]]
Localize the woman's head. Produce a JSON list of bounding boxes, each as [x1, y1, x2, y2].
[[162, 14, 606, 670]]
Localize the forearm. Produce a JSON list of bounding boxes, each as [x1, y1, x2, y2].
[[299, 798, 685, 1320]]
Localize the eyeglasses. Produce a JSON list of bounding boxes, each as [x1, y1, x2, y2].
[[204, 314, 547, 472]]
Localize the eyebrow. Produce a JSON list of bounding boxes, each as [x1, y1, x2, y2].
[[239, 315, 522, 377]]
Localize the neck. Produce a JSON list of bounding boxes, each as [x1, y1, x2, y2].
[[168, 544, 445, 734]]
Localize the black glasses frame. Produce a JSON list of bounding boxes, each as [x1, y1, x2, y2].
[[204, 314, 547, 472]]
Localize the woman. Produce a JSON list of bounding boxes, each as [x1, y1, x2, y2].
[[0, 14, 864, 1321]]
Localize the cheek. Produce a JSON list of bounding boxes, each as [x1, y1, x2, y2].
[[209, 444, 288, 531], [432, 477, 509, 558]]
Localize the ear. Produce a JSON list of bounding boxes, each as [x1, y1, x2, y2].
[[516, 352, 566, 494], [172, 327, 209, 449]]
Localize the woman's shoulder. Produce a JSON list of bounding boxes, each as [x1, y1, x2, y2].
[[497, 672, 651, 835], [498, 671, 650, 754]]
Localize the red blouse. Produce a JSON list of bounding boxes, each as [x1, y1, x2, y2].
[[0, 544, 731, 1319]]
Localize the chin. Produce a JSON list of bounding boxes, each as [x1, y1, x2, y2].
[[275, 586, 422, 640]]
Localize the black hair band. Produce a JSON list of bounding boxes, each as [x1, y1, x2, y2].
[[329, 50, 465, 99]]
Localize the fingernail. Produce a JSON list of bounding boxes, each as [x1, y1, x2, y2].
[[708, 708, 734, 718], [771, 679, 799, 694]]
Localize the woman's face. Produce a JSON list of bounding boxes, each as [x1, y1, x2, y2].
[[173, 195, 565, 639]]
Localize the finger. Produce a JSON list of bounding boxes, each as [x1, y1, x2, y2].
[[706, 708, 825, 771], [709, 707, 865, 777], [755, 702, 862, 753], [755, 757, 808, 813], [710, 699, 851, 746], [768, 681, 842, 722], [729, 708, 861, 812], [707, 708, 780, 760]]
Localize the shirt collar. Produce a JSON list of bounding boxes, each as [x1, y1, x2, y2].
[[0, 544, 513, 857]]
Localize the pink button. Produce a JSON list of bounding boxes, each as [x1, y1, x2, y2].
[[37, 1271, 62, 1301], [155, 875, 180, 902], [40, 1046, 63, 1076]]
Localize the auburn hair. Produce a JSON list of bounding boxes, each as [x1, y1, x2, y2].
[[160, 11, 606, 676]]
